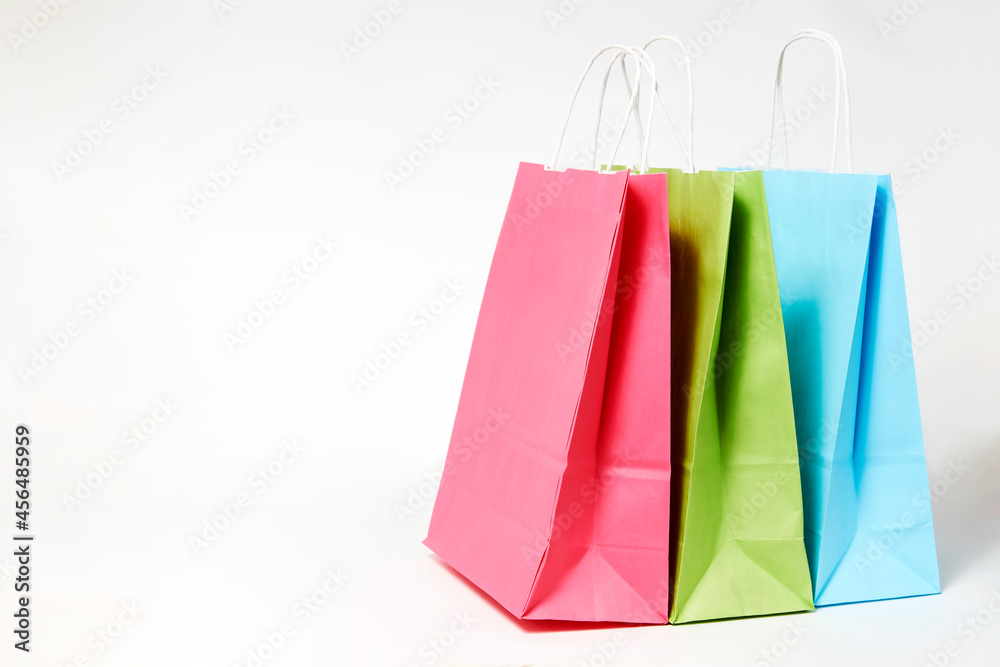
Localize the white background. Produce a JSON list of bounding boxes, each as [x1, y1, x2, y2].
[[1, 0, 998, 665]]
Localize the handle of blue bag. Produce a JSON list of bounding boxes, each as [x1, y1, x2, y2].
[[595, 37, 695, 174], [768, 29, 853, 173], [550, 45, 657, 173]]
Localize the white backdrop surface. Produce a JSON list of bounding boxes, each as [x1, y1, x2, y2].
[[1, 1, 998, 665]]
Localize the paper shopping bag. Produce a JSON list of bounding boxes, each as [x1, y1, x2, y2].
[[761, 170, 941, 606], [659, 167, 814, 624], [425, 161, 673, 623], [754, 29, 940, 607]]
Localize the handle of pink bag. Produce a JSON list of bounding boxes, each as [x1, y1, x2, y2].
[[768, 29, 853, 172], [550, 45, 657, 173]]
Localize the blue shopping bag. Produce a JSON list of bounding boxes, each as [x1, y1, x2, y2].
[[752, 31, 940, 606]]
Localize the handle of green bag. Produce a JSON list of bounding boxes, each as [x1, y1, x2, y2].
[[597, 37, 695, 173], [550, 45, 657, 173], [596, 53, 651, 169], [642, 35, 696, 173], [768, 29, 853, 173]]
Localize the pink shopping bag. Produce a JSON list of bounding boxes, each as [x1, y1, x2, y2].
[[425, 46, 672, 621], [520, 170, 672, 623]]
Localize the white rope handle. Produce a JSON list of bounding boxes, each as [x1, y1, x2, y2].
[[550, 45, 656, 172], [768, 29, 853, 172], [594, 46, 690, 173], [642, 36, 696, 173], [606, 47, 658, 172], [597, 38, 695, 173], [596, 54, 649, 169], [771, 30, 850, 170], [591, 48, 664, 171]]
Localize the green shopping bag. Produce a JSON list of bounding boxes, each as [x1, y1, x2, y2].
[[659, 167, 813, 623], [608, 35, 813, 623]]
